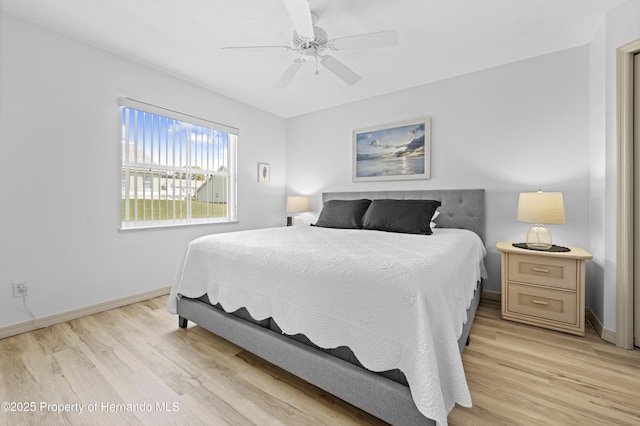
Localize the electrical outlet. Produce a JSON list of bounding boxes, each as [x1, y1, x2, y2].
[[13, 281, 27, 298]]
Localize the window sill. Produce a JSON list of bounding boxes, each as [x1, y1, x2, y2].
[[119, 219, 239, 232]]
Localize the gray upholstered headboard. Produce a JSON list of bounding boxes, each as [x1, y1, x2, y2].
[[322, 189, 485, 243]]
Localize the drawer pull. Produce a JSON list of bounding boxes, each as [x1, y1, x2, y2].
[[531, 299, 549, 306], [531, 267, 550, 273]]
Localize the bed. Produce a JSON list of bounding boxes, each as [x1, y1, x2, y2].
[[167, 189, 486, 425]]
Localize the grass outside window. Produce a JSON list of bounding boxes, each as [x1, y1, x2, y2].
[[122, 200, 227, 222]]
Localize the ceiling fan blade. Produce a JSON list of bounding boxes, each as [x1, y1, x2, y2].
[[282, 0, 314, 39], [275, 60, 304, 88], [221, 45, 291, 51], [330, 30, 398, 50], [320, 55, 362, 85]]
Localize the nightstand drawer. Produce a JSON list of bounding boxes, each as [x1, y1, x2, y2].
[[508, 254, 576, 290], [507, 283, 577, 325]]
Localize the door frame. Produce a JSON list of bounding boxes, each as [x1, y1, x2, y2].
[[616, 38, 640, 349]]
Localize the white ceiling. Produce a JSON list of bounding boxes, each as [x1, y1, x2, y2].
[[0, 0, 627, 118]]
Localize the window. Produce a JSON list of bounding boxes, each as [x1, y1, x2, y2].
[[120, 98, 237, 229]]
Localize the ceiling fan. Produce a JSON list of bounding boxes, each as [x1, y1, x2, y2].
[[221, 0, 398, 87]]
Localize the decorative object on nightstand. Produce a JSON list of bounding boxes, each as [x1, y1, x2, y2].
[[286, 196, 309, 226], [517, 189, 566, 250], [496, 241, 592, 336]]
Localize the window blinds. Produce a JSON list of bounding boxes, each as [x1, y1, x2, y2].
[[120, 98, 237, 229]]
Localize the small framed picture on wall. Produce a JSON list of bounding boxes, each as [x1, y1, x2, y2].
[[258, 162, 270, 183]]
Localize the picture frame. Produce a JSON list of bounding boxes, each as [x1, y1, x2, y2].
[[353, 117, 431, 181], [258, 162, 270, 183]]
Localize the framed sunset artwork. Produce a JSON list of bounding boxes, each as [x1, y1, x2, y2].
[[353, 117, 431, 181]]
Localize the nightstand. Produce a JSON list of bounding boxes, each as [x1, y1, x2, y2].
[[496, 241, 593, 336]]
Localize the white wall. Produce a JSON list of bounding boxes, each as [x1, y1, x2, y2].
[[286, 47, 591, 295], [588, 19, 608, 328], [6, 6, 632, 332], [0, 14, 286, 328]]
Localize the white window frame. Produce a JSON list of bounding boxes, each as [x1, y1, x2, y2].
[[120, 98, 237, 230]]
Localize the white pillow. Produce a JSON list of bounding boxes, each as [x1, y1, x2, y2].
[[430, 210, 440, 229]]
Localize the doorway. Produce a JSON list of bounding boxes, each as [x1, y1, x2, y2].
[[617, 38, 640, 349]]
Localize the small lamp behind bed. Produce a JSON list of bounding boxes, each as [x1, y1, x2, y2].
[[286, 196, 310, 226], [517, 189, 566, 250]]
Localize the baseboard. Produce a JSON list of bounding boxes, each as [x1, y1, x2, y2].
[[586, 308, 603, 337], [481, 289, 501, 303], [601, 328, 617, 345], [586, 308, 616, 345], [3, 287, 620, 347], [0, 286, 171, 340]]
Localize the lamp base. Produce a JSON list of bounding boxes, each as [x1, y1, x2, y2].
[[287, 214, 303, 226], [526, 225, 552, 250]]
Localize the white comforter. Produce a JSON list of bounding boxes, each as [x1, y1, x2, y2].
[[167, 226, 487, 425]]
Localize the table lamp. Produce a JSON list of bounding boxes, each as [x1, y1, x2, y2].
[[517, 189, 566, 250], [286, 196, 309, 226]]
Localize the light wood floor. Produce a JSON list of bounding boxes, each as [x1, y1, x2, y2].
[[1, 297, 639, 425]]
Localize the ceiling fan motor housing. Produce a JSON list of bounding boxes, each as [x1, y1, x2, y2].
[[292, 27, 328, 56]]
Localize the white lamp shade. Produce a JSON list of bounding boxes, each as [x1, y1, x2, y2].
[[286, 196, 309, 213], [517, 191, 566, 225]]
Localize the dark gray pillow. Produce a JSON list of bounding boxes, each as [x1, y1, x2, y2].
[[313, 199, 372, 229], [362, 199, 441, 235]]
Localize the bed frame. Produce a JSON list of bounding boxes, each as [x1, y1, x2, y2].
[[176, 189, 485, 425]]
